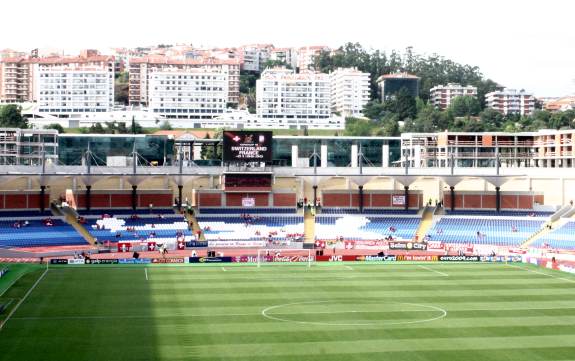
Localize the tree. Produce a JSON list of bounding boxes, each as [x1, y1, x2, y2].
[[344, 117, 375, 136], [448, 96, 481, 117], [392, 87, 417, 121], [262, 59, 291, 70], [114, 71, 129, 105], [0, 105, 28, 128], [45, 123, 65, 133], [159, 121, 173, 130]]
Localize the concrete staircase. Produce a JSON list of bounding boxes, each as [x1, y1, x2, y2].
[[184, 209, 205, 241], [521, 205, 574, 248], [415, 206, 435, 241], [303, 207, 316, 246], [65, 213, 96, 246]]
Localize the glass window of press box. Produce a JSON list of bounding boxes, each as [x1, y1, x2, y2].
[[58, 135, 175, 166]]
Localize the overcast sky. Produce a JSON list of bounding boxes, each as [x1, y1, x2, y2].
[[2, 0, 573, 96]]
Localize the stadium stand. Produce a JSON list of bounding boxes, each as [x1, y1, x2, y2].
[[83, 214, 192, 243], [196, 215, 304, 241], [445, 210, 553, 217], [315, 215, 421, 240], [0, 218, 87, 248], [531, 220, 575, 249], [429, 216, 546, 246], [76, 208, 176, 216], [320, 208, 419, 215], [199, 208, 297, 214]]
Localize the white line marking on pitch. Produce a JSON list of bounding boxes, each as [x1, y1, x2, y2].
[[221, 267, 227, 272], [344, 265, 353, 271], [0, 268, 49, 331], [145, 268, 148, 281], [418, 265, 448, 277], [507, 264, 575, 283]]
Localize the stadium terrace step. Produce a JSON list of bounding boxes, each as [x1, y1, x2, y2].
[[415, 206, 435, 241]]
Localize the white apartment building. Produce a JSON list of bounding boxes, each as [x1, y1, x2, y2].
[[148, 68, 229, 119], [239, 44, 273, 72], [269, 48, 297, 69], [485, 88, 535, 116], [430, 83, 478, 110], [35, 56, 115, 116], [256, 67, 333, 128], [296, 46, 329, 71], [330, 67, 370, 117], [129, 56, 240, 107]]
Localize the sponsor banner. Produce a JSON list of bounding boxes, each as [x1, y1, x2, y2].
[[392, 195, 405, 206], [396, 255, 438, 262], [508, 248, 528, 255], [356, 255, 397, 262], [427, 241, 444, 250], [389, 242, 427, 251], [189, 257, 233, 263], [67, 259, 85, 265], [314, 240, 326, 249], [242, 197, 255, 207], [438, 255, 480, 262], [315, 255, 357, 262], [50, 259, 69, 265], [232, 256, 259, 263], [344, 240, 387, 250], [118, 258, 152, 264], [151, 258, 185, 264], [147, 242, 157, 252], [480, 256, 522, 263], [446, 243, 475, 254], [262, 255, 313, 263], [186, 241, 208, 248], [85, 259, 119, 265], [177, 240, 186, 250], [207, 240, 266, 248], [558, 264, 575, 275]]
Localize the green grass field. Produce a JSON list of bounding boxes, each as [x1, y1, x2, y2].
[[1, 262, 575, 361]]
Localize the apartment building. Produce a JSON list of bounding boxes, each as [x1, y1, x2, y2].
[[330, 67, 370, 117], [401, 129, 575, 169], [239, 44, 273, 72], [296, 46, 330, 71], [0, 57, 35, 103], [148, 68, 228, 120], [269, 48, 297, 69], [256, 67, 332, 127], [35, 56, 115, 115], [429, 83, 478, 110], [129, 56, 240, 107], [485, 88, 535, 116], [377, 72, 420, 101], [0, 128, 58, 166]]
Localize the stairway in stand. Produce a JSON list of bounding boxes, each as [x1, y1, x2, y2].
[[415, 206, 435, 241], [303, 207, 316, 246], [184, 208, 205, 241]]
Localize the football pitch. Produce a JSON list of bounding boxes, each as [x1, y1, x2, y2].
[[1, 262, 575, 361]]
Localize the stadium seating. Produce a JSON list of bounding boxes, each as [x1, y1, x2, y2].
[[0, 210, 53, 218], [531, 220, 575, 249], [429, 217, 545, 246], [315, 216, 420, 240], [320, 208, 419, 215], [76, 208, 176, 216], [84, 214, 192, 243], [196, 215, 304, 241], [445, 210, 552, 217], [0, 218, 87, 248], [199, 208, 297, 214]]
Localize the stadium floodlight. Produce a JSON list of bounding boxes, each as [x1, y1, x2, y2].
[[256, 248, 313, 268]]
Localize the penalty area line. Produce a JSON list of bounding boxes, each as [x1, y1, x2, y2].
[[418, 265, 448, 277], [0, 268, 49, 332], [145, 268, 148, 281]]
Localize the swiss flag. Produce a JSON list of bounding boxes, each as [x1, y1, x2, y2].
[[177, 240, 186, 250], [147, 242, 157, 251], [315, 240, 326, 249], [344, 240, 355, 250], [117, 242, 131, 252]]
